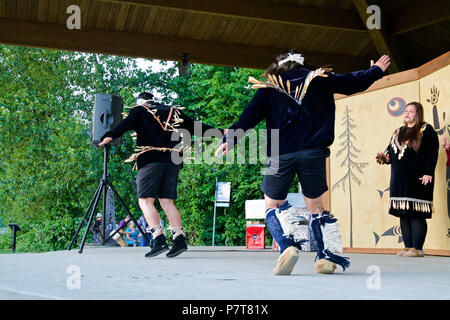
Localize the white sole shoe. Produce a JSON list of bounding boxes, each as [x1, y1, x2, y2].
[[315, 259, 337, 274], [273, 246, 299, 275]]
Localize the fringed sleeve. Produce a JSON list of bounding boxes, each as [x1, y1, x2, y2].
[[422, 124, 439, 176]]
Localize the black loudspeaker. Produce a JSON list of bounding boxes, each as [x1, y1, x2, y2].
[[91, 93, 123, 146]]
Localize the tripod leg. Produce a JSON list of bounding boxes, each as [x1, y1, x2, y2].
[[78, 180, 105, 254], [107, 183, 152, 245], [100, 181, 108, 244], [68, 182, 103, 250], [104, 222, 127, 244]]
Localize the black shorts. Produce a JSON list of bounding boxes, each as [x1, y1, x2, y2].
[[261, 146, 329, 200], [136, 162, 180, 199]]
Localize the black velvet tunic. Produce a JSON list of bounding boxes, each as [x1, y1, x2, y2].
[[386, 124, 439, 219]]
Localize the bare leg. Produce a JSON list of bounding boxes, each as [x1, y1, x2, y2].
[[159, 198, 182, 229], [138, 197, 163, 237], [264, 194, 286, 211], [303, 194, 326, 214]]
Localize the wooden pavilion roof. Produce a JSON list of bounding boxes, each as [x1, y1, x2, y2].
[[0, 0, 449, 73]]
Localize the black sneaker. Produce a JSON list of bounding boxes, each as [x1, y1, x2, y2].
[[144, 234, 168, 258], [166, 235, 188, 258]]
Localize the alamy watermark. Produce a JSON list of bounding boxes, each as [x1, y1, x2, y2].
[[170, 122, 280, 175], [366, 5, 381, 30], [366, 265, 381, 290], [66, 265, 81, 290], [67, 5, 81, 30]]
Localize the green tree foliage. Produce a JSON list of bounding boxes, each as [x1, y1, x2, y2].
[[0, 44, 290, 252]]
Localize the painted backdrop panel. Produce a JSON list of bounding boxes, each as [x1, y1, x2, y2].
[[331, 64, 449, 252], [332, 82, 418, 249], [418, 65, 450, 251]]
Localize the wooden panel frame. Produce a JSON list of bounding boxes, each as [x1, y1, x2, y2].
[[0, 18, 371, 72]]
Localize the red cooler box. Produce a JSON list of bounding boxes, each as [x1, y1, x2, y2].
[[246, 224, 265, 249]]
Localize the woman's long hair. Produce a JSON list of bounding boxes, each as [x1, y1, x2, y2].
[[398, 101, 426, 152], [263, 48, 304, 78]]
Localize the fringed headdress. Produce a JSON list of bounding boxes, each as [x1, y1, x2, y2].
[[248, 67, 332, 106], [277, 53, 305, 66]]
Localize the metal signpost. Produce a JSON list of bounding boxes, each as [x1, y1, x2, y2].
[[212, 178, 231, 246]]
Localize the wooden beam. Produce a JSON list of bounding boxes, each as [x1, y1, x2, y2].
[[0, 18, 371, 72], [97, 0, 366, 32], [352, 0, 405, 73], [334, 51, 450, 100], [391, 0, 450, 35]]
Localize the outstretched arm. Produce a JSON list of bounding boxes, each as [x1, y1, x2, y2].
[[215, 89, 268, 156], [317, 55, 391, 95], [179, 110, 223, 136], [99, 107, 141, 146]]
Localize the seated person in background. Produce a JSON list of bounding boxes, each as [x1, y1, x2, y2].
[[118, 214, 132, 235], [92, 212, 103, 244], [125, 221, 140, 247], [137, 215, 152, 247]]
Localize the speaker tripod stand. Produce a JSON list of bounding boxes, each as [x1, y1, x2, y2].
[[68, 145, 150, 253]]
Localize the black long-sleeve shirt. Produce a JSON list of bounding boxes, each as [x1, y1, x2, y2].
[[102, 103, 221, 169], [224, 65, 385, 157]]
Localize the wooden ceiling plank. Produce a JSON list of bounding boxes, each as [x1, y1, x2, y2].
[[86, 1, 101, 29], [187, 12, 205, 40], [96, 1, 113, 29], [0, 18, 371, 72], [229, 17, 247, 43], [37, 0, 49, 22], [141, 5, 159, 34], [352, 0, 405, 73], [122, 4, 138, 33], [26, 0, 38, 21], [16, 0, 27, 20], [106, 2, 121, 30], [392, 0, 450, 35], [238, 19, 259, 45], [197, 14, 216, 41], [57, 0, 70, 25], [5, 0, 16, 19], [114, 3, 130, 31], [95, 0, 366, 32], [217, 16, 238, 43], [150, 7, 168, 35], [167, 10, 187, 38], [157, 8, 178, 37], [79, 0, 91, 28], [0, 0, 6, 18], [47, 0, 59, 24], [134, 6, 152, 33]]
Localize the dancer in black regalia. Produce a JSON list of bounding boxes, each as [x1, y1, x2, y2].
[[216, 50, 391, 275]]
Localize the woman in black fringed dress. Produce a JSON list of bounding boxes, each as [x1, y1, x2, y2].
[[376, 102, 439, 257]]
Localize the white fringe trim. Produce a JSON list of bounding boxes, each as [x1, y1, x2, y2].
[[389, 198, 433, 213], [321, 221, 343, 254], [275, 207, 309, 243], [168, 226, 185, 239]]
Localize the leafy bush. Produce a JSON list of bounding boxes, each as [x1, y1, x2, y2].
[[0, 44, 296, 252]]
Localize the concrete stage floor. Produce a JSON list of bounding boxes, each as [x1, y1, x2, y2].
[[0, 246, 449, 300]]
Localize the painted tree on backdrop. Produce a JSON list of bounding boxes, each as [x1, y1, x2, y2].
[[332, 106, 369, 248]]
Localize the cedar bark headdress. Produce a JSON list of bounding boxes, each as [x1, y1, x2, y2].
[[248, 67, 332, 106]]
